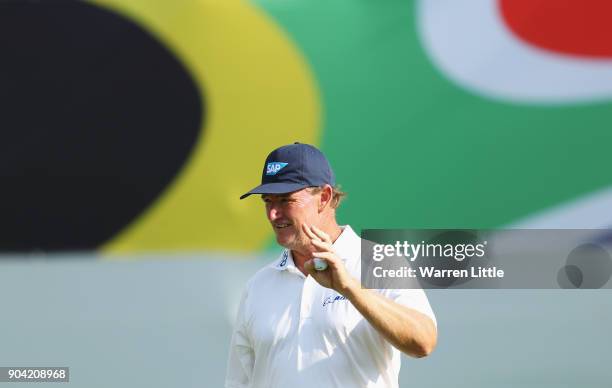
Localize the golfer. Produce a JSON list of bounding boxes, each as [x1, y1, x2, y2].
[[225, 143, 437, 388]]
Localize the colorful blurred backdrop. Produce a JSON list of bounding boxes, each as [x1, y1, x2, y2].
[[1, 0, 610, 387]]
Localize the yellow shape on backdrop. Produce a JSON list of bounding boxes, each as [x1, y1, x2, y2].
[[92, 0, 320, 253]]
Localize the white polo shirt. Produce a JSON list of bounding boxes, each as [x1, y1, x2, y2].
[[225, 225, 436, 388]]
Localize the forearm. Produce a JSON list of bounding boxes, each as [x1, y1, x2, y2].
[[343, 280, 437, 358], [302, 224, 437, 357]]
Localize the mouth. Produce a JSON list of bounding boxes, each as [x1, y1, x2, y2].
[[273, 222, 293, 230]]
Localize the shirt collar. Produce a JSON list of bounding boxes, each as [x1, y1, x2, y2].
[[275, 249, 295, 271], [274, 225, 359, 271]]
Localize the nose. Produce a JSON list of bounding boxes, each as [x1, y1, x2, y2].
[[267, 204, 282, 222]]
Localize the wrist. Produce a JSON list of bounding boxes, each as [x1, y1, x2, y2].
[[338, 277, 362, 300]]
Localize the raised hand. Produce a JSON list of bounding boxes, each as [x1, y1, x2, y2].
[[302, 224, 358, 295]]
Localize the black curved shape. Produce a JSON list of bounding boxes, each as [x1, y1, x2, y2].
[[0, 1, 204, 251]]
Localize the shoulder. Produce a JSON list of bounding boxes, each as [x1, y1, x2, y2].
[[241, 254, 284, 296], [248, 263, 278, 288], [235, 253, 288, 322]]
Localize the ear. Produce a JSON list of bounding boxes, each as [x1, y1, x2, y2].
[[318, 184, 333, 212]]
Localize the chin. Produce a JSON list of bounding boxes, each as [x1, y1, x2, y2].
[[274, 226, 307, 250], [275, 233, 294, 249], [276, 234, 304, 251]]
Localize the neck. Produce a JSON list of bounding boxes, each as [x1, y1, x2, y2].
[[292, 221, 343, 275]]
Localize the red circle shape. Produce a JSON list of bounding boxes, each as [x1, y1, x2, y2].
[[499, 0, 612, 58]]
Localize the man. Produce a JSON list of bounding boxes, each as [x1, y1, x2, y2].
[[226, 142, 437, 388]]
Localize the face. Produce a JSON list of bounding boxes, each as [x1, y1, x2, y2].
[[262, 188, 320, 251]]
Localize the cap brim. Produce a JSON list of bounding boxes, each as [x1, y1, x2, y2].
[[239, 182, 309, 199]]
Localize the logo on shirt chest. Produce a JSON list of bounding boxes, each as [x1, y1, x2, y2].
[[322, 294, 347, 307]]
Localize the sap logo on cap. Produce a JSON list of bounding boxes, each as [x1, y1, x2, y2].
[[266, 162, 288, 176]]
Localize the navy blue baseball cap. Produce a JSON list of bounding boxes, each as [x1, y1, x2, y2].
[[240, 142, 335, 199]]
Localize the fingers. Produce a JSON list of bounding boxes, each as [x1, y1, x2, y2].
[[302, 223, 333, 247], [312, 251, 340, 267], [302, 223, 330, 249], [304, 259, 320, 277], [304, 259, 314, 273], [301, 223, 329, 242], [310, 224, 331, 243], [302, 223, 319, 240], [310, 238, 333, 252]]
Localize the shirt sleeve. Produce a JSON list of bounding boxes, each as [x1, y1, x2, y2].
[[225, 287, 254, 388], [379, 287, 437, 328]]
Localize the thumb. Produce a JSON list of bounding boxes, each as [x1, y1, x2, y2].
[[304, 259, 316, 276]]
